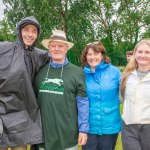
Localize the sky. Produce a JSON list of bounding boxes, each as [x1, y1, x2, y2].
[[0, 0, 5, 21]]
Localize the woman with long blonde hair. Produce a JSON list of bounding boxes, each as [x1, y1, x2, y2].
[[120, 38, 150, 150]]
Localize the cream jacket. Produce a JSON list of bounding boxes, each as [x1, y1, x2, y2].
[[122, 70, 150, 125]]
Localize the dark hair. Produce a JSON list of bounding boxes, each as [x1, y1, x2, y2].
[[80, 42, 110, 67], [126, 50, 133, 56]]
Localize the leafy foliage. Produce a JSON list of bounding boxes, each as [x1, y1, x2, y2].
[[1, 0, 150, 66]]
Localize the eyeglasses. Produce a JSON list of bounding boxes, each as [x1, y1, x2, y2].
[[86, 41, 100, 46]]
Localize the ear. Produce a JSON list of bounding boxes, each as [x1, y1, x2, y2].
[[65, 44, 69, 52]]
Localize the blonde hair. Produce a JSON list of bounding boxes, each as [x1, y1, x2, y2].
[[120, 38, 150, 98]]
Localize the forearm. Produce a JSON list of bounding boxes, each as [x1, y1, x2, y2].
[[76, 96, 89, 133]]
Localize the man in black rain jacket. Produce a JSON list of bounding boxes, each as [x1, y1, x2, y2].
[[0, 16, 49, 150]]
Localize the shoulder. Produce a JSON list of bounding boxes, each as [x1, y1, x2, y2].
[[106, 64, 121, 79], [108, 64, 120, 73], [0, 41, 16, 54], [0, 41, 10, 46], [66, 62, 84, 78], [33, 47, 50, 62], [67, 62, 82, 72], [0, 41, 14, 47], [34, 47, 48, 54], [35, 63, 49, 78]]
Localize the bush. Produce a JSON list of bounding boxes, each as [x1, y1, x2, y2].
[[118, 66, 125, 72]]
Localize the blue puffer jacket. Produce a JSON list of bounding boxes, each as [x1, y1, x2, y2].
[[83, 61, 122, 135]]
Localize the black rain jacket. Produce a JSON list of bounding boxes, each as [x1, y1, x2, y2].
[[0, 16, 49, 148]]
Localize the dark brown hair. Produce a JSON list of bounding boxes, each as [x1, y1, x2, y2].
[[126, 50, 133, 56], [80, 42, 110, 67]]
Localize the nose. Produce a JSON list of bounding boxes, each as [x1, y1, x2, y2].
[[28, 30, 34, 37], [54, 46, 59, 50], [141, 52, 146, 57], [91, 54, 95, 59]]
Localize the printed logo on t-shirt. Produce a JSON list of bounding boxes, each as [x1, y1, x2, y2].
[[39, 78, 64, 95]]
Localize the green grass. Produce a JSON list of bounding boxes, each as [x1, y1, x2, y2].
[[115, 103, 123, 150], [115, 133, 123, 150]]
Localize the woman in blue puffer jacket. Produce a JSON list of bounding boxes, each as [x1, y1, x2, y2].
[[81, 42, 122, 150]]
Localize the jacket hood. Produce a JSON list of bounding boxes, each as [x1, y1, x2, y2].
[[16, 16, 41, 50]]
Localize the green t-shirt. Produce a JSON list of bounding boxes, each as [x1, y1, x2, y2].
[[34, 62, 86, 150]]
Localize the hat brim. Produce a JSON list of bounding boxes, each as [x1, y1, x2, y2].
[[20, 22, 40, 31], [41, 39, 74, 50]]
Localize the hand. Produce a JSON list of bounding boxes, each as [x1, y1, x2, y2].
[[78, 132, 88, 145]]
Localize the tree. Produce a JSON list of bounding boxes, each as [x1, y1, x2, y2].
[[0, 19, 14, 41], [1, 0, 150, 66]]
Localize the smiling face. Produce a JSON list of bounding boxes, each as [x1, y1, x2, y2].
[[86, 48, 103, 71], [21, 24, 38, 48], [135, 44, 150, 71], [48, 41, 69, 64]]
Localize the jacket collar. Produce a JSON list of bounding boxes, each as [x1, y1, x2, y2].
[[132, 70, 150, 81], [84, 60, 110, 73], [49, 57, 68, 68]]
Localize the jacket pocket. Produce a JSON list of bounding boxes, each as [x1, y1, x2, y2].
[[1, 111, 30, 134], [103, 107, 118, 113], [103, 107, 121, 124]]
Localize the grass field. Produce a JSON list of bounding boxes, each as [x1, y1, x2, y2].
[[115, 103, 123, 150]]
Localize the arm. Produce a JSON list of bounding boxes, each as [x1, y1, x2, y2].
[[118, 69, 124, 103], [36, 48, 49, 69], [0, 118, 3, 139], [76, 96, 89, 145]]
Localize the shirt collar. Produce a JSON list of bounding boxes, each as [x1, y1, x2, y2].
[[49, 57, 68, 68]]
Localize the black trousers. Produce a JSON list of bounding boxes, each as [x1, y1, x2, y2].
[[122, 121, 150, 150], [31, 145, 39, 150], [82, 133, 118, 150]]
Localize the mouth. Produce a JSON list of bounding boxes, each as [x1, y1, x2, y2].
[[24, 36, 36, 41], [25, 38, 34, 41], [138, 58, 148, 61], [54, 52, 60, 54], [90, 59, 97, 62]]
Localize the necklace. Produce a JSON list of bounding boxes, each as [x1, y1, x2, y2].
[[136, 70, 149, 80], [45, 63, 64, 79]]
